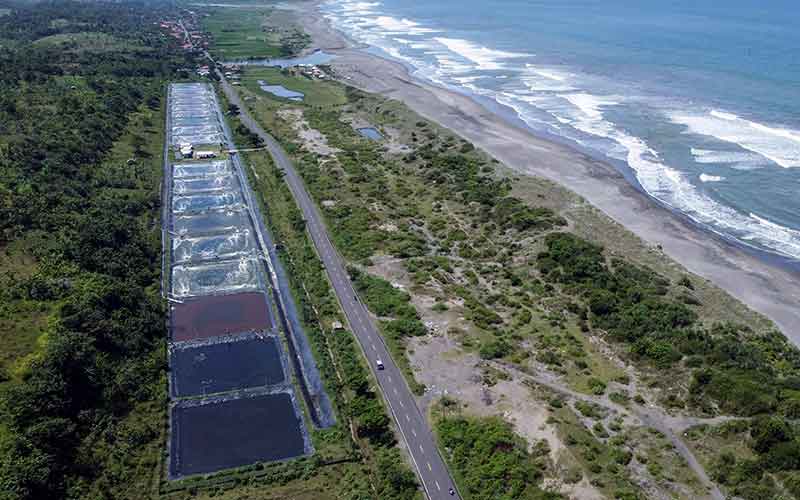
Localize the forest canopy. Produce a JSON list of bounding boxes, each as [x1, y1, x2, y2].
[[0, 2, 185, 498]]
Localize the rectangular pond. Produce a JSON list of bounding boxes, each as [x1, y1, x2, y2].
[[171, 291, 274, 342], [171, 107, 216, 119], [172, 230, 256, 264], [171, 258, 262, 298], [170, 334, 286, 397], [173, 160, 231, 179], [171, 115, 219, 127], [174, 175, 239, 195], [171, 124, 222, 137], [169, 391, 309, 478], [172, 191, 243, 215], [170, 132, 223, 147], [172, 209, 252, 236]]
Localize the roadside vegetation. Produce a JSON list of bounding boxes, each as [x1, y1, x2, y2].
[[0, 2, 184, 498], [434, 410, 562, 500]]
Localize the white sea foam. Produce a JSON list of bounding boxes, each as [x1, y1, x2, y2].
[[557, 93, 619, 137], [434, 37, 530, 70], [699, 173, 724, 182], [544, 93, 800, 259], [525, 65, 568, 82], [673, 110, 800, 168], [371, 16, 438, 34], [690, 148, 765, 169]]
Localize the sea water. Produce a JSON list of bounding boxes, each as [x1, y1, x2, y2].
[[322, 0, 800, 262]]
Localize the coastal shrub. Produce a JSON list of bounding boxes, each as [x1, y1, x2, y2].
[[479, 338, 512, 360], [348, 266, 416, 319], [436, 416, 560, 499]]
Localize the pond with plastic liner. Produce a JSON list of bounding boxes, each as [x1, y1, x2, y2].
[[172, 191, 243, 214], [169, 391, 310, 478], [173, 160, 231, 179], [171, 257, 262, 298], [172, 209, 251, 236], [172, 230, 256, 264], [171, 292, 274, 342], [174, 174, 239, 195], [170, 333, 286, 398]]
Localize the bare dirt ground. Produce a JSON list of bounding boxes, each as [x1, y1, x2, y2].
[[365, 251, 726, 499], [277, 108, 340, 156]]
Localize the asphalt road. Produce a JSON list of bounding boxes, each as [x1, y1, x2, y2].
[[218, 75, 460, 499]]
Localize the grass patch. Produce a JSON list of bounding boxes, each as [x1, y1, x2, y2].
[[240, 66, 347, 107]]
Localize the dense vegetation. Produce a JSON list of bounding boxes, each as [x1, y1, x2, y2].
[[537, 231, 800, 497], [0, 2, 183, 498], [436, 415, 561, 500], [537, 232, 800, 418]]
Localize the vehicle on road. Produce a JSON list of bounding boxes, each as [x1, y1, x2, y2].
[[376, 359, 384, 370]]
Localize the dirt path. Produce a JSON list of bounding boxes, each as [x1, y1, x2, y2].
[[496, 361, 727, 500]]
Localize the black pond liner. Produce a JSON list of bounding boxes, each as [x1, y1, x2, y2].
[[170, 334, 286, 398], [169, 391, 309, 478], [171, 291, 274, 342]]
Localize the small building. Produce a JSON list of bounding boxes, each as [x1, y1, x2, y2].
[[179, 143, 193, 159], [195, 150, 217, 159]]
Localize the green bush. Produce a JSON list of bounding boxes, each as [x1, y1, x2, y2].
[[436, 416, 561, 500], [479, 338, 512, 360]]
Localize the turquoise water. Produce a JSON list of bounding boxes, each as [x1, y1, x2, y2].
[[323, 0, 800, 261]]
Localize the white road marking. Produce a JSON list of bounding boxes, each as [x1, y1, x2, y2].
[[436, 480, 441, 491], [371, 344, 376, 351], [411, 428, 416, 437], [387, 375, 392, 383], [405, 414, 410, 422], [427, 462, 432, 471], [399, 400, 405, 408], [419, 444, 424, 453]]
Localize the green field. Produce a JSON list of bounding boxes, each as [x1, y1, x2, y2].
[[240, 67, 347, 107], [202, 7, 308, 60]]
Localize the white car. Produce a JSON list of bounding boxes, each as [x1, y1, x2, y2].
[[376, 359, 384, 370]]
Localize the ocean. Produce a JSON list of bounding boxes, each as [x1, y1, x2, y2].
[[321, 0, 800, 262]]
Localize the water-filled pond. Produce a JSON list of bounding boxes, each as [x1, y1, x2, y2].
[[257, 80, 304, 101], [233, 49, 335, 68], [357, 127, 383, 140]]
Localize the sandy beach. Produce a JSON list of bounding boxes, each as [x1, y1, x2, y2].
[[289, 2, 799, 342]]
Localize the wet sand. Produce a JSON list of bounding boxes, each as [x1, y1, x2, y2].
[[290, 2, 799, 342]]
